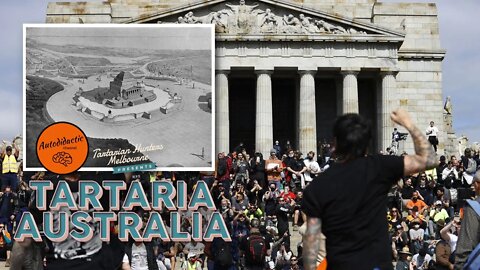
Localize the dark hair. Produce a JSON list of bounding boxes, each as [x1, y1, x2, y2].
[[333, 114, 372, 161]]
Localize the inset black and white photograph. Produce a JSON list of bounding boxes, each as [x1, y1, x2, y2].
[[24, 24, 214, 171]]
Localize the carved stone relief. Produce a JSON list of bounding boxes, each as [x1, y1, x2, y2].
[[159, 1, 368, 35]]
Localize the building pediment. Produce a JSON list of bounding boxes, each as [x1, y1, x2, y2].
[[123, 0, 405, 43]]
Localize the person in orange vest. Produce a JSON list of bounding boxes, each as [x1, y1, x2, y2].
[[1, 143, 19, 191]]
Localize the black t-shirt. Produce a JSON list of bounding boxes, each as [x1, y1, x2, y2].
[[286, 158, 305, 171], [400, 185, 415, 200], [302, 154, 404, 270]]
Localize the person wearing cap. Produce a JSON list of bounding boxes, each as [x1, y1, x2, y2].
[[429, 200, 450, 239], [303, 109, 439, 270], [455, 170, 480, 269], [392, 224, 409, 256], [265, 148, 284, 190], [250, 152, 266, 188], [409, 219, 425, 255], [211, 180, 232, 209], [183, 240, 205, 262], [181, 253, 201, 270], [1, 143, 20, 191], [395, 247, 414, 270], [273, 140, 282, 158], [412, 247, 431, 270]]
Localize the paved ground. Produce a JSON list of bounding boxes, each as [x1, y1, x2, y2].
[[39, 73, 213, 169]]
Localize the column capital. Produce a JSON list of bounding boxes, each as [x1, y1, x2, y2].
[[215, 69, 230, 75], [340, 68, 360, 76], [379, 68, 399, 77], [254, 69, 273, 75], [298, 70, 317, 76]]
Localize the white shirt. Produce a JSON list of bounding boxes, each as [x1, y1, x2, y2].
[[303, 159, 320, 182], [442, 167, 459, 180], [123, 243, 148, 270], [426, 126, 439, 137], [412, 253, 432, 270], [448, 233, 458, 252]]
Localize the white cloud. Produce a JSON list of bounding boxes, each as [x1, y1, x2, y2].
[[384, 0, 480, 142], [0, 88, 22, 140]]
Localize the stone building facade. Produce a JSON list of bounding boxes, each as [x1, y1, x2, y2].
[[46, 0, 446, 157]]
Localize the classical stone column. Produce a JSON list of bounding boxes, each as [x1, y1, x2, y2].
[[380, 71, 397, 152], [215, 70, 230, 154], [341, 69, 359, 114], [255, 70, 273, 158], [298, 70, 317, 155]]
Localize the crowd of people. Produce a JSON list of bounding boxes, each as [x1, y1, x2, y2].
[[1, 122, 479, 270], [387, 148, 479, 270]]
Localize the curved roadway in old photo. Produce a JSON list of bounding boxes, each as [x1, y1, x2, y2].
[[45, 73, 212, 168]]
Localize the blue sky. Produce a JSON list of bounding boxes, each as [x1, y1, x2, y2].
[[0, 0, 479, 144]]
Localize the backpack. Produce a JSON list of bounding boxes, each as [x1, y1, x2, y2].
[[463, 199, 480, 270], [246, 234, 267, 265], [214, 240, 233, 267]]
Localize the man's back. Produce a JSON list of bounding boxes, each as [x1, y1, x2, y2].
[[303, 154, 404, 270]]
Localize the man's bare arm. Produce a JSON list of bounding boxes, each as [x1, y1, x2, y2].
[[391, 109, 438, 176], [303, 216, 322, 270]]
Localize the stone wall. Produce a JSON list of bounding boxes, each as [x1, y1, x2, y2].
[[45, 0, 446, 155], [374, 2, 445, 154]]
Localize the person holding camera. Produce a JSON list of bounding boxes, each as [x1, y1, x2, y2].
[[247, 179, 264, 207], [250, 152, 266, 188], [263, 183, 281, 216], [442, 161, 459, 184], [211, 180, 232, 209], [275, 242, 293, 269]]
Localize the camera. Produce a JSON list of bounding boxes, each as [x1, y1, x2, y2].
[[397, 132, 408, 141]]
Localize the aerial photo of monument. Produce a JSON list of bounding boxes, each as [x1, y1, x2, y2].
[[24, 25, 214, 170]]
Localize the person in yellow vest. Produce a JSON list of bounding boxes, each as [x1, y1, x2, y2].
[[181, 253, 202, 270], [1, 144, 19, 191]]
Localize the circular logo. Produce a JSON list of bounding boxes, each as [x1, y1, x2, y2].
[[36, 122, 89, 174]]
